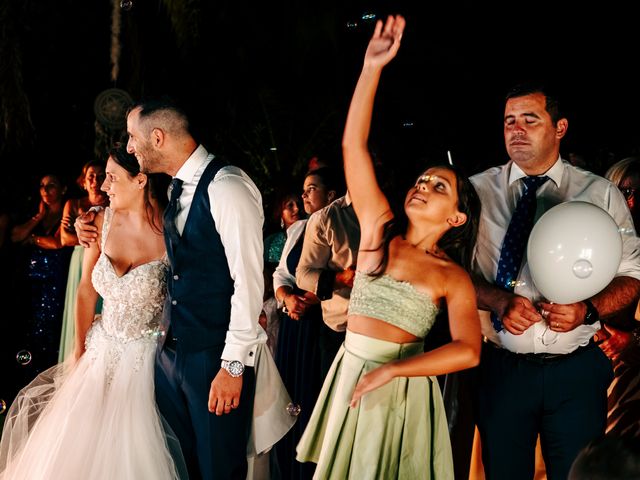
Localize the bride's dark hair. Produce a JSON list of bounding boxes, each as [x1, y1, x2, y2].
[[107, 144, 170, 235]]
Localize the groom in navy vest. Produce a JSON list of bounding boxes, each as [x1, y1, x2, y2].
[[125, 99, 264, 480]]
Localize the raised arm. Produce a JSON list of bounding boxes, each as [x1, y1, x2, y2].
[[60, 199, 79, 247], [342, 15, 405, 236], [11, 201, 46, 243]]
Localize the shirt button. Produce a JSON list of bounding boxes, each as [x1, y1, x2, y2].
[[172, 300, 177, 305], [173, 274, 179, 280]]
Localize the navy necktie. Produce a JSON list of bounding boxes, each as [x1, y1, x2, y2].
[[164, 178, 183, 247], [491, 175, 549, 331]]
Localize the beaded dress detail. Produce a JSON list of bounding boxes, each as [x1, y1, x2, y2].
[[0, 207, 185, 480]]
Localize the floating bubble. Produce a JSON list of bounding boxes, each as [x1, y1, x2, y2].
[[0, 399, 6, 415], [401, 121, 414, 128], [120, 0, 133, 11], [346, 22, 358, 30], [286, 402, 301, 416], [361, 13, 376, 21], [16, 350, 32, 366]]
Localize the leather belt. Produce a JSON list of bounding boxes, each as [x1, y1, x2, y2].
[[485, 339, 596, 364]]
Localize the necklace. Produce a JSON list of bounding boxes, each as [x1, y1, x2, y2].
[[401, 235, 442, 257]]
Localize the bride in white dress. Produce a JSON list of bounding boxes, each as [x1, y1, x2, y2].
[[0, 146, 186, 479]]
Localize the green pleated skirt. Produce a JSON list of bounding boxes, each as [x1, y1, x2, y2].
[[296, 330, 454, 479]]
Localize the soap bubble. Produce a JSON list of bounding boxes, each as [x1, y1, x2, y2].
[[16, 350, 32, 365]]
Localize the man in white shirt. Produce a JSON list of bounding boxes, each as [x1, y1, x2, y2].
[[471, 84, 640, 480], [78, 98, 264, 480]]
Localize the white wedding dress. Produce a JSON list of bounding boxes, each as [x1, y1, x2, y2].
[[0, 207, 185, 479]]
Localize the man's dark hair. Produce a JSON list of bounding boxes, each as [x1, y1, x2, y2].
[[568, 433, 640, 480], [506, 82, 563, 125], [128, 96, 191, 137]]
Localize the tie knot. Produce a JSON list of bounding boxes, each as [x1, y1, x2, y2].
[[169, 178, 183, 202], [522, 175, 548, 192]]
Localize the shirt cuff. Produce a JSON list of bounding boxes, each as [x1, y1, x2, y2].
[[316, 269, 336, 301], [221, 343, 258, 367]]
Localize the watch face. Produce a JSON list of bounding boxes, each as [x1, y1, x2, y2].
[[227, 360, 244, 376]]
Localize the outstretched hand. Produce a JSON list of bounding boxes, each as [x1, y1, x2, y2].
[[350, 363, 394, 408], [363, 15, 406, 70]]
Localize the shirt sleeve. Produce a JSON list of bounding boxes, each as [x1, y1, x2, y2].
[[272, 220, 306, 307], [606, 183, 640, 281], [295, 209, 333, 298], [209, 170, 264, 367]]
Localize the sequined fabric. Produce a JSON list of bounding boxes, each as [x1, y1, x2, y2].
[[26, 242, 72, 373], [348, 272, 439, 338]]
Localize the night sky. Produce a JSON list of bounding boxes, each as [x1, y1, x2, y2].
[[2, 1, 640, 213]]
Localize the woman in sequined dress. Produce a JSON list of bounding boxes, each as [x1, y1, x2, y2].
[[0, 146, 185, 479], [10, 174, 72, 374]]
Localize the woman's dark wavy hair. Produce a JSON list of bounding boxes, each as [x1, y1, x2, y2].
[[370, 164, 481, 274], [108, 144, 170, 235]]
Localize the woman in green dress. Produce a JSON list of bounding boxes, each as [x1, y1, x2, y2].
[[296, 15, 482, 479], [58, 160, 108, 361]]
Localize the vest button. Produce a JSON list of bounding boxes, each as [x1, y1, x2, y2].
[[173, 274, 179, 280], [172, 300, 177, 306]]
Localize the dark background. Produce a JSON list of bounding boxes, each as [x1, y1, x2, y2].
[[2, 1, 640, 209], [1, 1, 639, 407]]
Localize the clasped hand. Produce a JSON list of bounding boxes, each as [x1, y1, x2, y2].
[[499, 294, 588, 334]]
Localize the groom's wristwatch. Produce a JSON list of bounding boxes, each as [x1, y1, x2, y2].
[[221, 359, 245, 377]]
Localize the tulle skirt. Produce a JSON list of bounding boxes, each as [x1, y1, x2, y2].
[[296, 331, 454, 479], [0, 319, 186, 480]]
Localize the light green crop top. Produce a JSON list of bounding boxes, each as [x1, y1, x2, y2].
[[348, 271, 440, 338]]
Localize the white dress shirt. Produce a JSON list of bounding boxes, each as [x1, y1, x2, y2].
[[172, 145, 264, 366], [471, 157, 640, 354], [273, 219, 307, 305]]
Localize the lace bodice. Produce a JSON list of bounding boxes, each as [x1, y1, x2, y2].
[[91, 207, 168, 341]]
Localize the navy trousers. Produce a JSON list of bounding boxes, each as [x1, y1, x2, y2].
[[155, 340, 255, 480], [474, 342, 613, 480]]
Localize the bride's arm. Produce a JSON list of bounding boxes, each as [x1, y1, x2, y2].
[[74, 211, 104, 360]]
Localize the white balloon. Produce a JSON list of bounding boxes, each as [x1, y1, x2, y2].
[[527, 201, 622, 304]]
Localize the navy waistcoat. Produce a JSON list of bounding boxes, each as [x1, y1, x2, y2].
[[163, 157, 233, 351]]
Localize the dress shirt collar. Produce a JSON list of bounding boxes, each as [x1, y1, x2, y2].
[[174, 144, 210, 184], [507, 156, 564, 188]]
